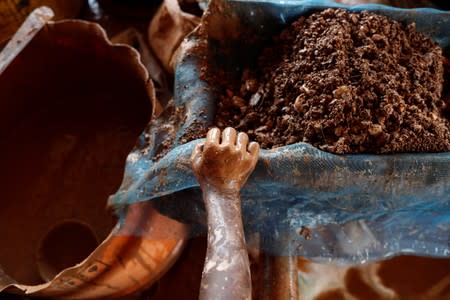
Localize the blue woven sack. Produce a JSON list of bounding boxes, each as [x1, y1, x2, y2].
[[109, 0, 450, 263]]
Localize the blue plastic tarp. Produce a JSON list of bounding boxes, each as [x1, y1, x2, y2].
[[109, 0, 450, 263]]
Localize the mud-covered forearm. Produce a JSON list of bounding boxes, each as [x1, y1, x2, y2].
[[191, 127, 259, 300], [200, 188, 251, 300]]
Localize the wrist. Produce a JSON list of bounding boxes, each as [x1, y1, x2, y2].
[[202, 183, 240, 198]]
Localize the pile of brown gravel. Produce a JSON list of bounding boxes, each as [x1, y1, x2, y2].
[[213, 8, 450, 154]]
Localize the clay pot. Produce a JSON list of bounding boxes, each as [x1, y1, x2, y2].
[[0, 16, 189, 298]]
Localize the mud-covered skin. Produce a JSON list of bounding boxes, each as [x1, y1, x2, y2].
[[191, 127, 259, 300]]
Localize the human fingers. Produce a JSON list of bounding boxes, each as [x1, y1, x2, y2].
[[190, 142, 204, 168], [221, 127, 237, 146], [248, 141, 260, 157], [206, 128, 221, 145], [236, 132, 249, 153]]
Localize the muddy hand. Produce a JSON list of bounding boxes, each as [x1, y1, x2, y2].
[[191, 127, 259, 193], [191, 127, 260, 300]]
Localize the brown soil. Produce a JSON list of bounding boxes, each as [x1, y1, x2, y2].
[[214, 9, 450, 153], [151, 104, 185, 161]]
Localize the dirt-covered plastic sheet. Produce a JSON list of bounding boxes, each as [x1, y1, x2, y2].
[[109, 0, 450, 263]]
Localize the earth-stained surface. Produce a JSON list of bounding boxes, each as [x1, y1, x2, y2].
[[214, 9, 450, 153]]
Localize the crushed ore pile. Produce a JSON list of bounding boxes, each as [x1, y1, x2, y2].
[[214, 8, 450, 153]]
